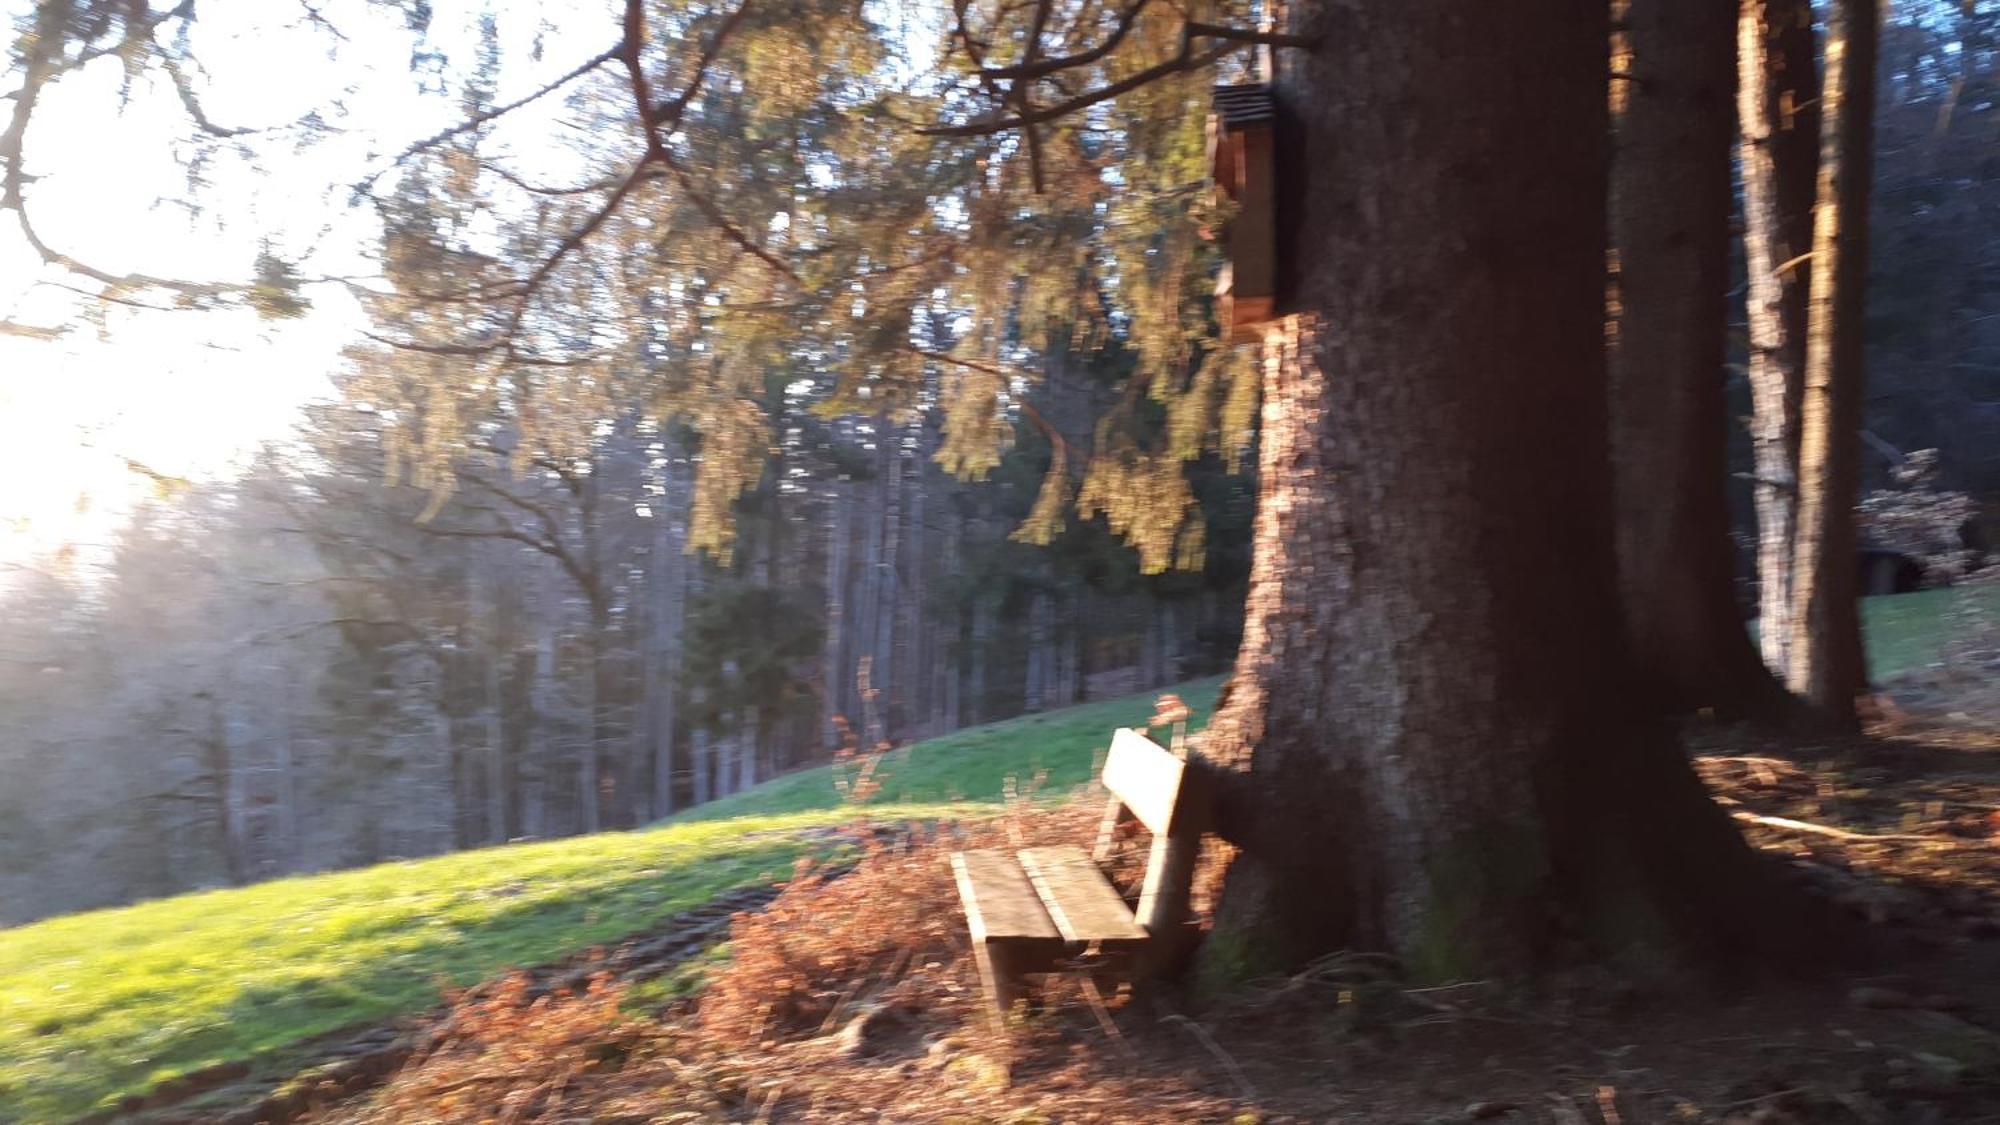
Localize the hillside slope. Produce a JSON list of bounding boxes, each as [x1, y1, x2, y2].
[[0, 678, 1220, 1122], [1, 577, 1980, 1122]]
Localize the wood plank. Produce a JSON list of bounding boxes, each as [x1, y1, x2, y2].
[[951, 849, 1058, 942], [1017, 845, 1149, 945], [1102, 728, 1185, 836]]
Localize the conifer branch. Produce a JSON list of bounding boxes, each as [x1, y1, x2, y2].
[[619, 0, 799, 286], [907, 344, 1075, 464]]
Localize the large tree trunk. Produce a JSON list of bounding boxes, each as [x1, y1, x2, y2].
[[1789, 0, 1879, 723], [1738, 0, 1821, 681], [1610, 0, 1796, 718], [1197, 0, 1815, 982]]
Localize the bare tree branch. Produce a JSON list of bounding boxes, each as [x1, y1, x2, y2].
[[921, 17, 1316, 139], [0, 0, 334, 303], [976, 0, 1151, 82], [357, 43, 622, 196], [0, 318, 64, 340], [161, 58, 260, 139]]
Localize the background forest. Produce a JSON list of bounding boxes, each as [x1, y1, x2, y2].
[[0, 0, 1994, 928]]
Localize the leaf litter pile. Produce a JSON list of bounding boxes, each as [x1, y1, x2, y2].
[[298, 714, 2000, 1124]]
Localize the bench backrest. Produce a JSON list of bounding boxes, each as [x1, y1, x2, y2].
[[1100, 727, 1205, 938], [1102, 727, 1189, 836]]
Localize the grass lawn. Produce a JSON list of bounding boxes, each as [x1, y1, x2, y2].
[[0, 678, 1219, 1123], [682, 675, 1224, 822], [1739, 587, 1996, 682], [0, 809, 890, 1122], [1863, 585, 1999, 681]]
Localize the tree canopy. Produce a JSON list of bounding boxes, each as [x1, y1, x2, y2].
[[8, 0, 1294, 567]]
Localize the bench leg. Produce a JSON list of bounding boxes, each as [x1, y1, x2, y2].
[[972, 940, 1027, 1030]]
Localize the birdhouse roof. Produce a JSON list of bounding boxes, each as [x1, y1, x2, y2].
[[1212, 83, 1276, 129]]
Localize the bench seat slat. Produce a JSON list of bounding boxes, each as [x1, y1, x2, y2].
[[1017, 845, 1150, 945], [951, 849, 1059, 942]]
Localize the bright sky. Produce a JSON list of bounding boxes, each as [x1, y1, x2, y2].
[[0, 0, 612, 574]]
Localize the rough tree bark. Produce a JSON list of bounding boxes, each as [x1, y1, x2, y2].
[[1789, 0, 1879, 724], [1196, 0, 1819, 982], [1610, 0, 1797, 718], [1738, 0, 1821, 677]]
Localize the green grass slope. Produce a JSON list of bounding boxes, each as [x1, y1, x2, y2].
[[0, 678, 1219, 1123], [683, 675, 1224, 822], [1863, 585, 1999, 681]]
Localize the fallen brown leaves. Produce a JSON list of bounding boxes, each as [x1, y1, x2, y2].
[[310, 711, 2000, 1124], [316, 800, 1247, 1123], [310, 973, 735, 1124], [1693, 722, 2000, 939]]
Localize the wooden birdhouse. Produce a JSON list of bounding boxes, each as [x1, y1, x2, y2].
[[1208, 83, 1278, 344]]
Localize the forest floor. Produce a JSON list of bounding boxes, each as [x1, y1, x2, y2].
[[274, 659, 2000, 1124]]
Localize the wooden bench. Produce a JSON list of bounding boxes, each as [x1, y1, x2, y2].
[[950, 728, 1206, 1023]]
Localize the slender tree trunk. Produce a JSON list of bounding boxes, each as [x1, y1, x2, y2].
[[871, 431, 904, 742], [821, 476, 850, 744], [515, 643, 545, 839], [967, 598, 992, 725], [578, 623, 603, 833], [691, 726, 711, 806], [938, 502, 964, 732], [428, 675, 456, 854], [1197, 1, 1820, 982], [1738, 0, 1821, 678], [205, 694, 248, 884], [1789, 0, 1879, 723], [1057, 594, 1080, 706], [1610, 0, 1796, 718], [651, 505, 686, 820], [1023, 586, 1052, 712], [273, 676, 301, 869], [483, 648, 509, 842], [849, 441, 886, 739], [900, 421, 930, 735], [737, 713, 759, 793], [447, 664, 474, 850]]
